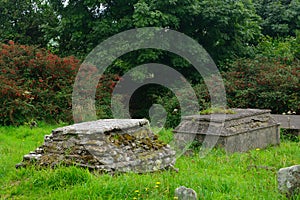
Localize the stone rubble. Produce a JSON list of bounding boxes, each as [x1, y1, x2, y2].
[[16, 119, 176, 174]]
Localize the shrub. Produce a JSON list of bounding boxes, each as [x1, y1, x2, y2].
[[0, 41, 80, 125], [0, 41, 122, 125], [223, 57, 299, 114], [254, 34, 300, 62]]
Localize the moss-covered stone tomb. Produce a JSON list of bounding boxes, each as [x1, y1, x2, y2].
[[17, 119, 176, 173]]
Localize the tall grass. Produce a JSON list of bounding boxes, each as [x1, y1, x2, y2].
[[0, 124, 299, 199]]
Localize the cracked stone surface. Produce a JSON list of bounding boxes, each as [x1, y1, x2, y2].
[[16, 119, 176, 173]]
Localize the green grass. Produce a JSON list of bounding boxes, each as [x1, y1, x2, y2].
[[1, 124, 300, 199]]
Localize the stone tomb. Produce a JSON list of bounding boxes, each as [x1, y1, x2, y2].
[[173, 109, 280, 153], [17, 119, 176, 173]]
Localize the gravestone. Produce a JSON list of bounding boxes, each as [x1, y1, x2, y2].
[[16, 119, 176, 173], [173, 108, 280, 153]]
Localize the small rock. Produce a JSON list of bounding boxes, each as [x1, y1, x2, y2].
[[278, 165, 300, 196], [175, 186, 197, 200], [15, 163, 24, 169]]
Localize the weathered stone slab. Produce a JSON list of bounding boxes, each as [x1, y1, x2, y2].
[[272, 114, 300, 130], [278, 165, 300, 196], [16, 119, 176, 173], [173, 108, 280, 153]]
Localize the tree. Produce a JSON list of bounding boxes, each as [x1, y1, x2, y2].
[[47, 0, 262, 124], [48, 0, 261, 66], [253, 0, 300, 37], [0, 0, 57, 47]]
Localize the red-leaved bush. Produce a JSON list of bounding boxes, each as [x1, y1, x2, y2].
[[0, 41, 80, 125], [0, 41, 122, 125], [223, 57, 299, 114]]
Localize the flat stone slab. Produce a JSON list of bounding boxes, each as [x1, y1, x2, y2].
[[183, 108, 271, 123], [17, 119, 176, 173], [272, 114, 300, 130], [173, 108, 280, 153]]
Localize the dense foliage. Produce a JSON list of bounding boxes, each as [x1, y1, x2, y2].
[[0, 0, 299, 126], [224, 57, 299, 114], [224, 33, 300, 114], [253, 0, 300, 37], [0, 41, 123, 125], [0, 41, 79, 125], [0, 0, 57, 48], [47, 0, 261, 65]]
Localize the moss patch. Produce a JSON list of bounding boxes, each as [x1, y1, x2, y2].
[[200, 107, 236, 115]]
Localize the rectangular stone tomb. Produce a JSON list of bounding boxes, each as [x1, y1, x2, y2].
[[16, 119, 176, 173], [173, 109, 280, 153]]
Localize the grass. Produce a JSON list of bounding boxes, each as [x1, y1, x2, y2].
[[0, 124, 300, 199]]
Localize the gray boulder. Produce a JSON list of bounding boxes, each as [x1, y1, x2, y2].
[[174, 186, 197, 200], [278, 165, 300, 196]]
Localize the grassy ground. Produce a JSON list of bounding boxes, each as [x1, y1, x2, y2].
[[0, 124, 300, 200]]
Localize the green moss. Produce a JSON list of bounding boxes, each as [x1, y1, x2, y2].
[[109, 133, 167, 150], [200, 107, 236, 115]]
